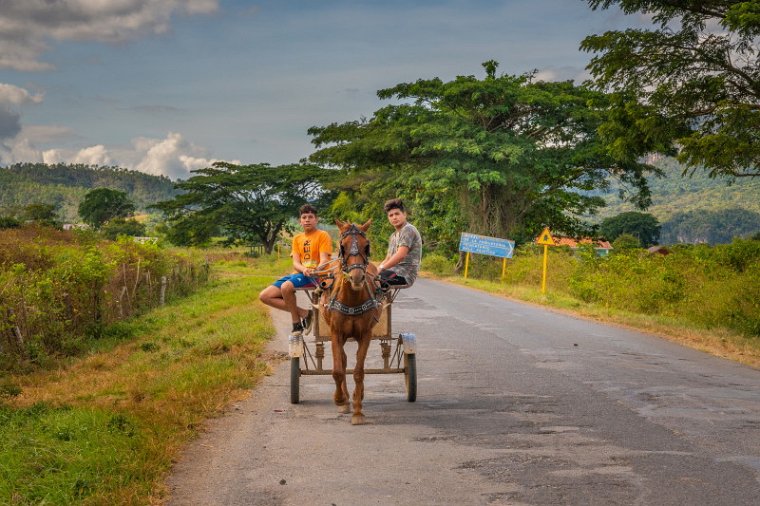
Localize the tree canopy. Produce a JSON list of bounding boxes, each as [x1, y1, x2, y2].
[[600, 211, 661, 246], [309, 61, 656, 250], [153, 162, 330, 252], [581, 0, 760, 178], [78, 188, 136, 229]]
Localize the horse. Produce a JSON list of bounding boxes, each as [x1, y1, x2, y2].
[[321, 219, 382, 425]]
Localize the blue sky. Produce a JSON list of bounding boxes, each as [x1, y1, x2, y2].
[[0, 0, 646, 179]]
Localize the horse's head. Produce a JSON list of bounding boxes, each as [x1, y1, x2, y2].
[[336, 219, 372, 291]]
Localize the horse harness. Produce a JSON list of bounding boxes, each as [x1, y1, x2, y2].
[[325, 224, 383, 317]]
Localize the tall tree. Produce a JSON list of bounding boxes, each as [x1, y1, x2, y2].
[[600, 211, 661, 246], [581, 0, 760, 178], [78, 188, 135, 229], [153, 162, 329, 253], [309, 61, 656, 250]]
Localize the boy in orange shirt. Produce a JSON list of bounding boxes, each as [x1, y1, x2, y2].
[[258, 204, 332, 336]]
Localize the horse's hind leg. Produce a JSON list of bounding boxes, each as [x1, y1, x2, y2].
[[351, 334, 372, 425], [330, 338, 350, 414]]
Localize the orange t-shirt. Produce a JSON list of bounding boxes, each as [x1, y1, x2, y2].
[[292, 229, 332, 270]]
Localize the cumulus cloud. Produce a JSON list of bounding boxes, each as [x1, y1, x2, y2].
[[0, 83, 44, 105], [134, 132, 238, 179], [0, 83, 43, 141], [534, 66, 591, 83], [2, 129, 235, 180], [0, 0, 219, 71]]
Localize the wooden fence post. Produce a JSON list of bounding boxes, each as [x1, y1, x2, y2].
[[160, 276, 167, 305]]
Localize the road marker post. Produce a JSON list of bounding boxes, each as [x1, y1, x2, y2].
[[535, 227, 556, 294], [464, 252, 471, 279]]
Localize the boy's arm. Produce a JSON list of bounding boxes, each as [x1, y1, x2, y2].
[[292, 252, 309, 275], [379, 246, 409, 271]]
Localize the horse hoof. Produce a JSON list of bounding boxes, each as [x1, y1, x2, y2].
[[351, 414, 366, 425], [337, 404, 350, 414]]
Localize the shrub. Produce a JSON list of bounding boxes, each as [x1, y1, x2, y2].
[[422, 253, 454, 276], [0, 226, 210, 366], [0, 216, 20, 229], [612, 233, 641, 250]]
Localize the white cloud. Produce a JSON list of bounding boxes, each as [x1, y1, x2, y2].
[[2, 128, 235, 180], [0, 83, 44, 106], [39, 145, 111, 166], [0, 0, 219, 71], [534, 66, 591, 83], [134, 132, 238, 179], [72, 145, 112, 166]]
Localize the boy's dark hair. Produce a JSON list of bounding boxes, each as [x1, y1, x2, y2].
[[383, 198, 405, 214], [299, 204, 318, 217]]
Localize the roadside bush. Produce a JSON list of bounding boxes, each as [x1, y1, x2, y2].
[[461, 237, 759, 338], [0, 226, 209, 366], [422, 253, 455, 276]]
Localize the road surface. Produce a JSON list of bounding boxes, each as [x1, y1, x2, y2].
[[167, 278, 760, 505]]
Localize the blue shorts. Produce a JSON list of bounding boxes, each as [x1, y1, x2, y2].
[[272, 273, 317, 289]]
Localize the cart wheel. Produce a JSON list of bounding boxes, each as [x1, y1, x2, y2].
[[290, 357, 300, 404], [404, 353, 417, 402]]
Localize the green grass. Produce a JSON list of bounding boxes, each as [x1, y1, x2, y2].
[[0, 256, 287, 505]]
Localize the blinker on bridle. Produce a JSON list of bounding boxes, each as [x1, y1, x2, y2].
[[339, 224, 370, 273]]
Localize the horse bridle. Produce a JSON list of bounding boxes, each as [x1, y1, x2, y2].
[[326, 224, 382, 317], [339, 224, 370, 275]]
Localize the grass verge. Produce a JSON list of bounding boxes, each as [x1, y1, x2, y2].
[[431, 273, 760, 369], [0, 255, 287, 505]]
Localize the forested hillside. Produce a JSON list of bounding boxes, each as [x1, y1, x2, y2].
[[595, 157, 760, 244], [0, 163, 179, 223]]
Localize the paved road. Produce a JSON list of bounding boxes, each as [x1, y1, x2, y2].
[[167, 278, 760, 505]]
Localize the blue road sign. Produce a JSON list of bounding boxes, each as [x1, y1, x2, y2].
[[459, 232, 515, 258]]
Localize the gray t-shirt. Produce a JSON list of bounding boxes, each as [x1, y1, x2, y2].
[[387, 222, 422, 285]]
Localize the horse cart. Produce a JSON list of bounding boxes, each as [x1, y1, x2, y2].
[[289, 285, 417, 404]]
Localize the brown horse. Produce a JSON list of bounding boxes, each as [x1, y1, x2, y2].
[[322, 219, 381, 425]]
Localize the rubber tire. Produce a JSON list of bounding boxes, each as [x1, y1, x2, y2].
[[404, 353, 417, 402], [290, 357, 300, 404]]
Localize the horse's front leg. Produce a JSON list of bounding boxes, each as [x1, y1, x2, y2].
[[330, 337, 350, 414], [351, 333, 373, 425]]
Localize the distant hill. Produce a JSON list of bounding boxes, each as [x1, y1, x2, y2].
[[593, 157, 760, 244], [0, 163, 180, 223]]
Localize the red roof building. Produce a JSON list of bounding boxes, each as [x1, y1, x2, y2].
[[554, 237, 613, 256]]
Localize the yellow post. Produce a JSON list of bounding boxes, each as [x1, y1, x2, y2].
[[541, 244, 549, 293], [464, 252, 471, 279], [501, 257, 507, 282]]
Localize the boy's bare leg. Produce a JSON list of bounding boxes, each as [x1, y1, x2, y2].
[[258, 283, 307, 323], [280, 281, 305, 323]]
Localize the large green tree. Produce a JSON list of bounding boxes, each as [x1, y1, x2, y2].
[[153, 162, 329, 253], [309, 61, 656, 250], [600, 211, 661, 246], [78, 188, 136, 229], [581, 0, 760, 178]]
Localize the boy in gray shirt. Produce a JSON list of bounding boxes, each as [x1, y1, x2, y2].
[[377, 198, 422, 287]]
